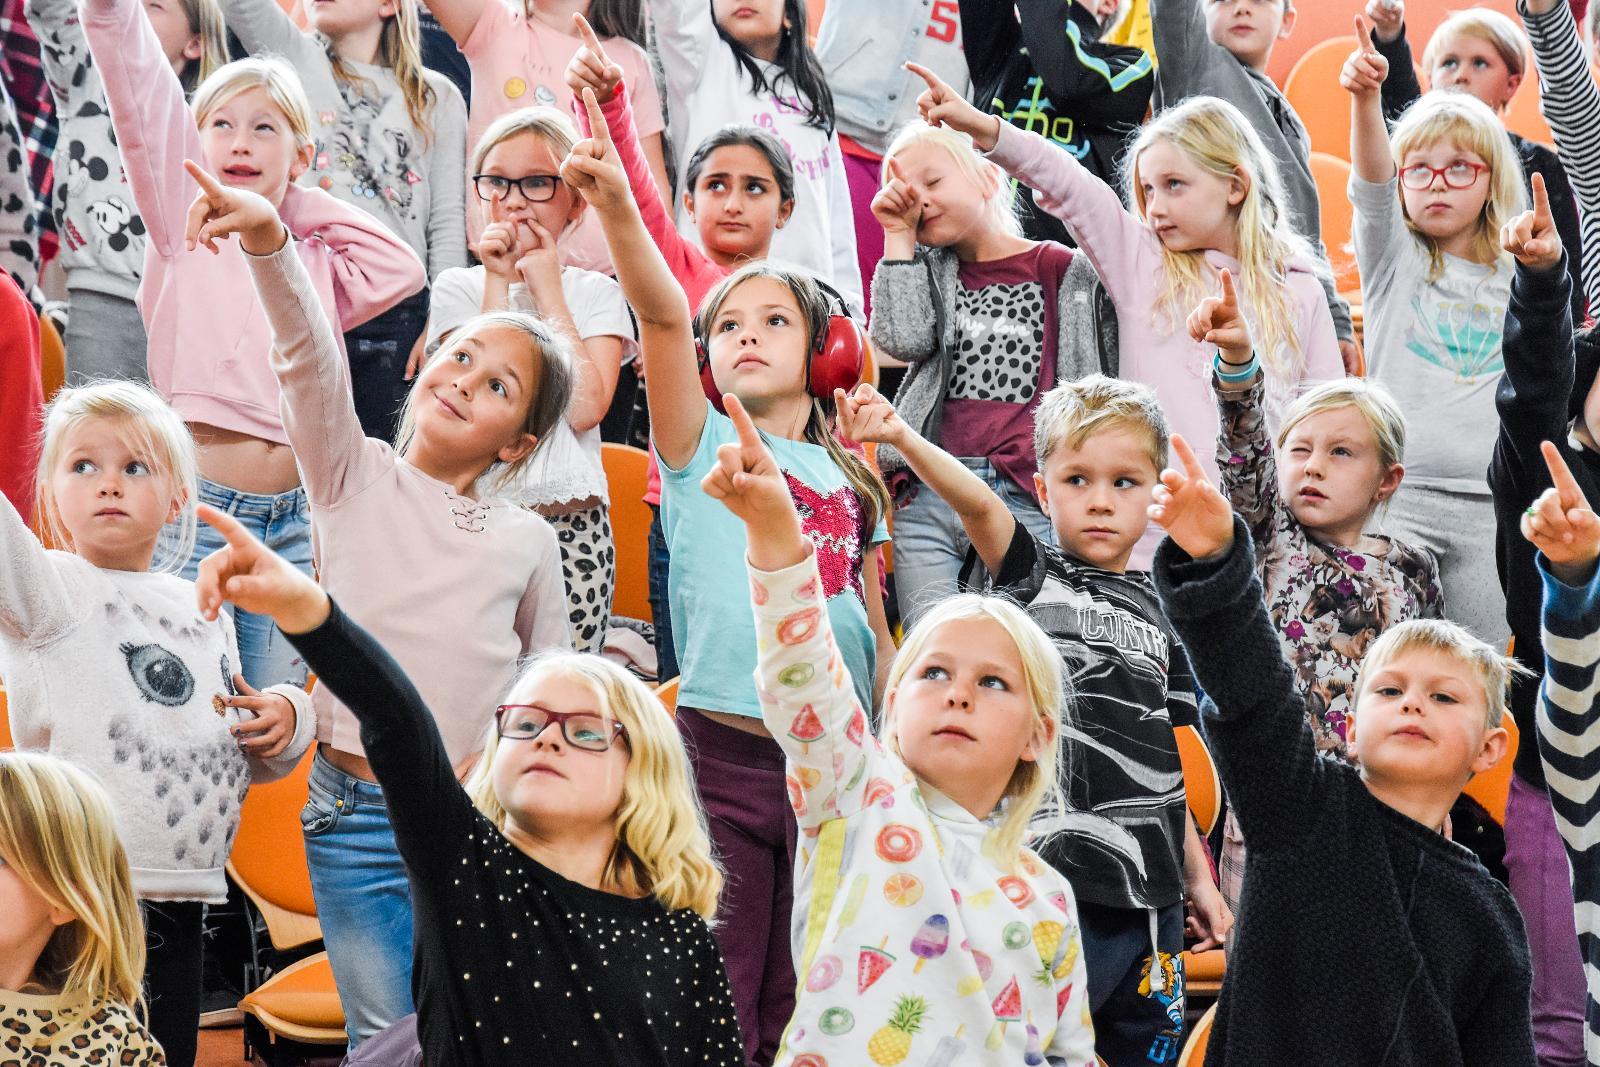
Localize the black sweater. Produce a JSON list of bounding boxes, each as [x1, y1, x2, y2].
[[1153, 521, 1534, 1067], [285, 601, 743, 1067]]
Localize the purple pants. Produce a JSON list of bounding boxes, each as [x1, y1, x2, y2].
[[842, 150, 884, 321], [679, 708, 797, 1066], [1505, 772, 1587, 1067]]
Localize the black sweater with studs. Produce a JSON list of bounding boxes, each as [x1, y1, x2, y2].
[[286, 600, 743, 1067]]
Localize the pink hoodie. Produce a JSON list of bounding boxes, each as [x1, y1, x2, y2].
[[82, 0, 425, 445]]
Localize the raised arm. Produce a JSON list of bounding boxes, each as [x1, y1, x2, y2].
[[423, 78, 469, 278], [1344, 18, 1398, 186], [217, 0, 320, 65], [276, 181, 426, 331], [647, 0, 715, 105], [417, 0, 486, 50], [1149, 0, 1266, 111], [1014, 0, 1155, 133], [1364, 0, 1422, 127], [0, 492, 78, 646]]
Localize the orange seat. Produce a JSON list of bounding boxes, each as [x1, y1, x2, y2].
[[39, 314, 65, 406], [228, 746, 319, 937], [0, 688, 11, 750], [1284, 37, 1361, 160], [1175, 725, 1221, 836], [602, 442, 653, 624], [238, 952, 346, 1047], [1310, 152, 1359, 296], [1183, 944, 1226, 999], [1178, 1003, 1218, 1066], [655, 676, 679, 716], [1462, 711, 1519, 825]]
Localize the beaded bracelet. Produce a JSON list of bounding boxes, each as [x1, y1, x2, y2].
[[1213, 349, 1260, 384]]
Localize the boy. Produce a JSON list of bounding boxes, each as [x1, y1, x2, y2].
[[837, 377, 1230, 1065], [1146, 433, 1535, 1065]]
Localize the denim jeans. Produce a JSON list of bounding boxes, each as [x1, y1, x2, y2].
[[891, 458, 1055, 625], [343, 287, 429, 445], [647, 504, 678, 680], [302, 751, 416, 1048], [173, 478, 312, 689]]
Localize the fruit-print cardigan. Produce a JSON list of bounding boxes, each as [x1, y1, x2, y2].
[[751, 547, 1097, 1067]]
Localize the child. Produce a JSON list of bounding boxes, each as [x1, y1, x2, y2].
[[182, 163, 573, 1046], [1365, 0, 1584, 325], [651, 0, 863, 310], [1149, 0, 1356, 373], [220, 0, 468, 441], [0, 381, 314, 1067], [423, 104, 631, 654], [904, 61, 1343, 570], [836, 376, 1231, 1064], [190, 505, 743, 1066], [567, 86, 893, 1062], [1145, 433, 1535, 1064], [81, 0, 427, 688], [0, 752, 164, 1065], [1195, 268, 1444, 909], [867, 118, 1114, 622], [1345, 27, 1523, 650], [702, 390, 1095, 1064], [25, 0, 224, 382]]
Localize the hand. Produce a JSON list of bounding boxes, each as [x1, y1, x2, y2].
[[905, 61, 1002, 152], [835, 383, 908, 447], [1339, 16, 1390, 99], [561, 88, 631, 213], [183, 160, 287, 256], [224, 674, 296, 759], [475, 220, 521, 281], [700, 394, 808, 567], [1338, 338, 1362, 376], [512, 218, 563, 295], [1523, 440, 1600, 584], [1148, 434, 1235, 561], [565, 12, 624, 102], [1363, 0, 1403, 44], [404, 330, 428, 380], [1187, 268, 1253, 368], [870, 156, 922, 237], [1502, 172, 1563, 273], [1185, 877, 1234, 953], [195, 504, 330, 635]]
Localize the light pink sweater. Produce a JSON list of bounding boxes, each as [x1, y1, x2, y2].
[[83, 0, 425, 444]]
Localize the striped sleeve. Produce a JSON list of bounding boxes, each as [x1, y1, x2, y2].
[[1522, 0, 1600, 313]]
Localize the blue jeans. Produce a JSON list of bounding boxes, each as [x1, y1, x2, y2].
[[891, 459, 1056, 625], [647, 504, 678, 680], [173, 478, 312, 689], [302, 751, 416, 1048]]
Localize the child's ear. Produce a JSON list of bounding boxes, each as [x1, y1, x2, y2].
[[1345, 706, 1359, 746], [499, 432, 539, 467], [566, 191, 589, 227], [682, 190, 697, 222], [1469, 724, 1511, 777], [1020, 711, 1056, 764], [167, 487, 189, 525], [1033, 470, 1050, 512], [1227, 167, 1249, 208], [776, 197, 795, 230], [1504, 72, 1525, 102], [182, 34, 203, 63], [289, 141, 315, 182], [1373, 462, 1405, 505], [46, 903, 74, 928], [1278, 4, 1297, 39]]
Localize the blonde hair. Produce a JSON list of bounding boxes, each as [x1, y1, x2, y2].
[[1423, 9, 1529, 84], [881, 122, 1023, 240], [470, 106, 579, 176], [192, 57, 315, 150], [884, 595, 1068, 873], [0, 753, 146, 1005], [1277, 377, 1408, 472], [176, 0, 227, 94], [1390, 91, 1526, 280], [322, 0, 438, 145], [1033, 374, 1168, 472], [34, 380, 198, 573], [1124, 97, 1312, 387], [1356, 619, 1528, 729], [395, 312, 575, 496], [466, 653, 724, 919]]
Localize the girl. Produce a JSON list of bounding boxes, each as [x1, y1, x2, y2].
[[903, 62, 1343, 571], [652, 0, 863, 310], [868, 119, 1115, 622], [182, 165, 573, 1046], [423, 105, 631, 655], [25, 0, 225, 383], [0, 381, 314, 1067], [419, 0, 668, 272], [80, 0, 426, 689], [220, 0, 469, 441], [567, 86, 893, 1063], [704, 391, 1096, 1064], [192, 504, 742, 1066], [1190, 268, 1444, 910], [1345, 26, 1521, 650], [0, 753, 164, 1065]]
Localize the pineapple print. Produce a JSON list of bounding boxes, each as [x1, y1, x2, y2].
[[867, 995, 927, 1065], [1032, 921, 1064, 985]]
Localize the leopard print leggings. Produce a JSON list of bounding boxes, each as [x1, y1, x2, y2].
[[537, 503, 615, 654]]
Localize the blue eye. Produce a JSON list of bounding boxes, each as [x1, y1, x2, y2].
[[921, 665, 949, 681], [71, 459, 96, 475], [120, 642, 194, 707], [125, 460, 151, 476], [979, 675, 1009, 691]]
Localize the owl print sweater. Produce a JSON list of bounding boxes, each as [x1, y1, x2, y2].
[[0, 496, 315, 903]]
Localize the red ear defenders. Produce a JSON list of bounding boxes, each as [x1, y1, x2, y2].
[[695, 278, 865, 413]]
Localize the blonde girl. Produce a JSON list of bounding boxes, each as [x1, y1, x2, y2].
[[0, 753, 162, 1065], [81, 0, 425, 691], [24, 0, 225, 383], [902, 62, 1343, 571], [424, 105, 633, 655], [181, 168, 574, 1047], [1345, 23, 1522, 651], [703, 391, 1094, 1064], [0, 381, 314, 1067], [220, 0, 469, 441], [868, 119, 1115, 622], [568, 87, 893, 1062], [192, 504, 742, 1066]]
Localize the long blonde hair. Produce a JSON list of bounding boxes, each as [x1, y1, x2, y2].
[[323, 0, 438, 144], [1124, 96, 1312, 385], [176, 0, 228, 93], [881, 122, 1023, 240], [466, 654, 724, 919], [884, 595, 1068, 873], [0, 753, 146, 1005]]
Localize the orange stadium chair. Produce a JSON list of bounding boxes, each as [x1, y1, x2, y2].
[[1462, 711, 1518, 825], [655, 676, 679, 716], [0, 688, 11, 750], [1310, 152, 1359, 296], [39, 314, 65, 406], [603, 442, 654, 624], [1176, 725, 1226, 998], [1284, 37, 1361, 160], [1178, 1003, 1218, 1066]]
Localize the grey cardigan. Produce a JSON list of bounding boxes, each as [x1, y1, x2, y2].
[[867, 245, 1118, 473]]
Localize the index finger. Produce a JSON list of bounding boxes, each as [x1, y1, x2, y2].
[[904, 61, 943, 93], [184, 159, 227, 199], [573, 12, 607, 59], [1218, 267, 1237, 310], [1354, 14, 1374, 52], [1531, 171, 1551, 220], [196, 503, 256, 550], [723, 393, 762, 452], [581, 86, 611, 145], [1170, 433, 1207, 481], [887, 156, 907, 184], [1542, 440, 1589, 511]]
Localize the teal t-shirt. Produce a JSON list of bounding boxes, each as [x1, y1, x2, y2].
[[660, 401, 889, 718]]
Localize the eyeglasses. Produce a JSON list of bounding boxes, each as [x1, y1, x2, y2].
[[1398, 161, 1487, 191], [472, 173, 562, 204], [494, 705, 628, 752]]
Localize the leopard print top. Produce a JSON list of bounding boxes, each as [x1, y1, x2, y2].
[[0, 990, 164, 1066]]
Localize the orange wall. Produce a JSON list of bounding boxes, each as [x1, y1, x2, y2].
[[1267, 0, 1523, 83]]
